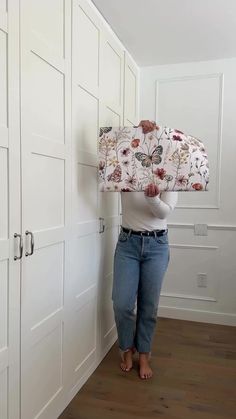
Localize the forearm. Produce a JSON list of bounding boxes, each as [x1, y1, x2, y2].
[[145, 192, 178, 219]]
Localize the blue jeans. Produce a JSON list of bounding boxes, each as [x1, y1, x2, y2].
[[112, 228, 170, 354]]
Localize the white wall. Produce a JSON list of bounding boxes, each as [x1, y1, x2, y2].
[[140, 58, 236, 325]]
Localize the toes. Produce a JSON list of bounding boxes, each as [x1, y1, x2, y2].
[[139, 370, 152, 379], [120, 362, 132, 372]]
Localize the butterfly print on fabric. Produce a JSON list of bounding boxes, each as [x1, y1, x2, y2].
[[99, 127, 112, 137], [134, 145, 163, 167], [98, 126, 209, 192], [107, 164, 122, 182]]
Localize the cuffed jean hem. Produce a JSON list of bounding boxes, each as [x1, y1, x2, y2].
[[119, 346, 151, 360], [119, 344, 151, 355], [119, 347, 152, 361], [119, 346, 135, 352], [136, 347, 152, 353]]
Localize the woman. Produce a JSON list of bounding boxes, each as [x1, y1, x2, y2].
[[112, 120, 178, 379]]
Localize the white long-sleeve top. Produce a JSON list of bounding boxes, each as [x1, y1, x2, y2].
[[120, 191, 178, 231]]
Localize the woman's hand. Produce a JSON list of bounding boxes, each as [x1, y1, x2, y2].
[[144, 183, 160, 197], [138, 120, 157, 134]]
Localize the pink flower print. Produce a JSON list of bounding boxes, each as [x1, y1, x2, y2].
[[131, 139, 140, 148], [173, 135, 183, 141], [153, 168, 166, 180], [192, 182, 203, 190], [121, 147, 131, 156], [176, 175, 188, 186], [125, 175, 137, 187]]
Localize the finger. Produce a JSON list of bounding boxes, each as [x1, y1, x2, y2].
[[145, 186, 151, 196], [153, 184, 158, 194], [151, 185, 157, 196], [153, 185, 159, 196]]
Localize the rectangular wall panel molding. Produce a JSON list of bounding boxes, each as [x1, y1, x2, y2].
[[155, 73, 223, 209]]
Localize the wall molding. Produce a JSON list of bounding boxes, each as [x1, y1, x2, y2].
[[169, 243, 218, 250], [160, 292, 217, 302], [175, 205, 220, 209], [168, 223, 236, 231], [158, 306, 236, 326], [155, 72, 224, 209]]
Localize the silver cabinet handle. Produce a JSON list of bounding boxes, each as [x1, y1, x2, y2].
[[25, 230, 34, 256], [99, 217, 105, 233], [14, 233, 23, 260]]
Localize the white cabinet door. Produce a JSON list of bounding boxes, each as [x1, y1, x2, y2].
[[65, 0, 124, 400], [0, 1, 21, 418], [20, 1, 71, 418], [98, 26, 125, 355], [65, 0, 100, 400]]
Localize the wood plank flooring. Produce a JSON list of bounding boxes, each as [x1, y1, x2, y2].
[[59, 317, 236, 419]]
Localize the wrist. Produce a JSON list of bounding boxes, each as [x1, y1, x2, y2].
[[145, 194, 161, 203]]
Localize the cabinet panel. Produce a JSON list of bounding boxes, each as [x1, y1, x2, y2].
[[0, 29, 7, 128], [0, 148, 8, 238], [67, 0, 100, 398], [30, 0, 64, 58], [0, 1, 21, 419], [73, 1, 99, 95], [29, 53, 65, 144], [124, 52, 139, 125], [73, 85, 99, 159], [20, 0, 71, 417], [26, 154, 65, 230]]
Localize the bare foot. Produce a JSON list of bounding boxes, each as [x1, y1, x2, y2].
[[120, 348, 134, 372], [139, 353, 153, 379]]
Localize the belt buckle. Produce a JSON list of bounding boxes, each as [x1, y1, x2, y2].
[[141, 230, 149, 236]]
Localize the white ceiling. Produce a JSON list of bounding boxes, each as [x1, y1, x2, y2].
[[92, 0, 236, 66]]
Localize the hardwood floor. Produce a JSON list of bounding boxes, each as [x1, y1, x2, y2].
[[59, 317, 236, 419]]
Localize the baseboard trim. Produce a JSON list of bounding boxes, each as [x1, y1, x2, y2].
[[158, 305, 236, 326]]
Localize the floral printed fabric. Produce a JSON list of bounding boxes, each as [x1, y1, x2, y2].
[[98, 126, 209, 192]]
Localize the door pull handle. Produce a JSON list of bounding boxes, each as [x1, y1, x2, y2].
[[25, 230, 34, 256], [14, 233, 23, 260]]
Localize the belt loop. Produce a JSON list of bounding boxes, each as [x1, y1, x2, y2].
[[128, 229, 132, 237], [154, 231, 157, 238]]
